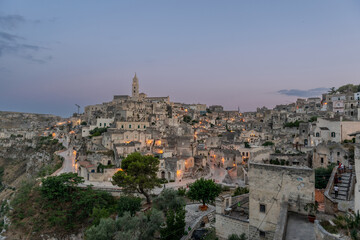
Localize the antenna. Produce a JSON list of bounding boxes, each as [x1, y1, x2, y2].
[[75, 104, 80, 115]]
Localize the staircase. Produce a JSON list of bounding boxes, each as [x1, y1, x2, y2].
[[331, 171, 353, 201], [207, 211, 215, 223]]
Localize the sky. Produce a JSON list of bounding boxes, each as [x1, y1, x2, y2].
[[1, 0, 360, 117]]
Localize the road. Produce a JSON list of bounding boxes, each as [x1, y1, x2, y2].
[[55, 137, 77, 175]]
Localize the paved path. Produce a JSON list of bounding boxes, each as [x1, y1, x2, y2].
[[56, 147, 77, 175], [285, 213, 315, 240], [184, 204, 215, 232]]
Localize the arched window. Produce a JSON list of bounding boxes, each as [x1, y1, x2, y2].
[[316, 132, 320, 137], [331, 132, 336, 138]]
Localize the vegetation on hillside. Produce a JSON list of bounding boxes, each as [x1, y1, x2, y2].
[[9, 173, 116, 237]]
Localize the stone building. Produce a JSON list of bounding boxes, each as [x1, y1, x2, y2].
[[247, 163, 314, 240]]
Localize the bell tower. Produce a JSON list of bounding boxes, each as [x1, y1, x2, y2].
[[132, 73, 139, 98]]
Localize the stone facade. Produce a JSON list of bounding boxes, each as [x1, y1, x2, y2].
[[248, 163, 315, 240]]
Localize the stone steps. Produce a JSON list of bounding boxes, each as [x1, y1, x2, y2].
[[332, 171, 354, 201]]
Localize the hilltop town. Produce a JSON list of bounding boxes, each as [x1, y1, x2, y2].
[[1, 76, 360, 240]]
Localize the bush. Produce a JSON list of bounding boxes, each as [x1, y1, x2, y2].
[[153, 189, 186, 213], [283, 120, 303, 128], [320, 221, 338, 234], [90, 127, 108, 137], [262, 141, 274, 146], [177, 187, 186, 196], [233, 187, 249, 196], [159, 178, 168, 184], [117, 195, 142, 217], [315, 164, 335, 189]]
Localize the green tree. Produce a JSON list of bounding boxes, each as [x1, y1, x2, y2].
[[40, 172, 84, 201], [328, 87, 336, 94], [85, 210, 164, 240], [112, 153, 161, 204], [115, 209, 163, 240], [160, 208, 186, 240], [315, 164, 335, 189], [187, 178, 221, 207], [117, 195, 142, 217], [86, 218, 116, 240], [153, 189, 186, 213], [90, 207, 111, 226]]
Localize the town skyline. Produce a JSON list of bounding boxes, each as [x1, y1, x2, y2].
[[1, 1, 360, 116]]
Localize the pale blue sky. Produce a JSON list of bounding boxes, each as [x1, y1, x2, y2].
[[1, 0, 360, 116]]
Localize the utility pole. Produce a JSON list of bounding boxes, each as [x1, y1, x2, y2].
[[75, 104, 80, 115]]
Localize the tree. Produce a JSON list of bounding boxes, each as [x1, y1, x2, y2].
[[315, 163, 335, 189], [328, 87, 336, 94], [86, 218, 117, 240], [90, 207, 111, 226], [40, 172, 84, 201], [187, 178, 221, 207], [85, 210, 164, 240], [117, 195, 142, 217], [112, 152, 161, 204], [153, 189, 186, 213], [160, 208, 186, 240]]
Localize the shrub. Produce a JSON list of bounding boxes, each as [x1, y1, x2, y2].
[[233, 187, 249, 196], [262, 141, 274, 146], [117, 195, 142, 217]]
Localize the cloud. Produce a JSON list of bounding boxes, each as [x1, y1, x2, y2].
[[0, 31, 23, 41], [277, 88, 329, 97], [0, 14, 51, 63], [0, 14, 25, 30]]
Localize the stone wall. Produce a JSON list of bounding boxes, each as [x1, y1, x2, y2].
[[314, 220, 343, 240], [248, 163, 315, 240], [215, 214, 249, 240], [324, 166, 338, 214]]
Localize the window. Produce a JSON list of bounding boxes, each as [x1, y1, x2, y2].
[[260, 204, 266, 213], [138, 125, 140, 128], [321, 157, 324, 164], [259, 231, 266, 237], [316, 132, 320, 137], [129, 124, 132, 129], [99, 123, 102, 126], [104, 123, 106, 127], [331, 132, 336, 138], [337, 152, 340, 156], [144, 125, 146, 129]]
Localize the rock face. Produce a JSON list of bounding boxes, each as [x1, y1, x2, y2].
[[0, 111, 65, 238]]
